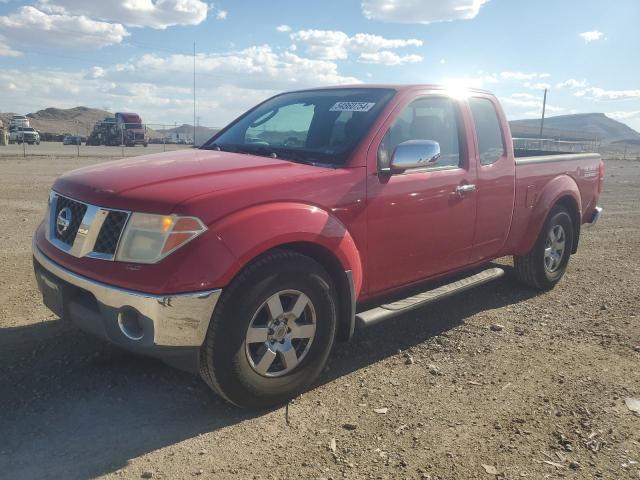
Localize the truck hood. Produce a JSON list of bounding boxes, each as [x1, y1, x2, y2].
[[53, 149, 328, 213]]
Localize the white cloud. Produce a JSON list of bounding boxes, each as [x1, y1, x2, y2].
[[441, 73, 498, 89], [556, 78, 588, 89], [291, 30, 350, 60], [215, 10, 227, 20], [0, 41, 364, 126], [575, 87, 640, 100], [500, 71, 549, 81], [500, 93, 563, 114], [362, 0, 489, 24], [523, 81, 551, 90], [606, 111, 640, 121], [276, 24, 292, 32], [0, 35, 22, 56], [511, 93, 537, 100], [37, 0, 209, 29], [290, 29, 423, 63], [579, 30, 604, 43], [90, 66, 106, 78], [0, 67, 275, 127], [0, 6, 128, 48], [358, 51, 422, 65], [98, 45, 360, 91]]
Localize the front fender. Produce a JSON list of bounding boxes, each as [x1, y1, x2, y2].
[[211, 202, 363, 295], [515, 175, 582, 256]]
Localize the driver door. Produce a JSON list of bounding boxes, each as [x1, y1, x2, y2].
[[366, 94, 478, 294]]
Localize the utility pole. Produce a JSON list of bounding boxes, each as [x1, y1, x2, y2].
[[539, 87, 548, 138], [193, 41, 196, 147]]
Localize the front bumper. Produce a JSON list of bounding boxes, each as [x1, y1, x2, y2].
[[33, 243, 221, 355]]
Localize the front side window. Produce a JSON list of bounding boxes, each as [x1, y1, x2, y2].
[[245, 102, 314, 149], [469, 97, 505, 165], [204, 88, 396, 165], [378, 96, 462, 170]]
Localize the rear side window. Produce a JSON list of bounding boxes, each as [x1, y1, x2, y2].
[[469, 98, 505, 165]]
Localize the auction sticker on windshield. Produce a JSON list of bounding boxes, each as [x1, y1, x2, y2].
[[329, 102, 376, 112]]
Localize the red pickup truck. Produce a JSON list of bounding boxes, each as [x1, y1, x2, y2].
[[33, 85, 604, 407]]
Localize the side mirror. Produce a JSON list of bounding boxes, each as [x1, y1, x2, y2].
[[386, 140, 441, 174]]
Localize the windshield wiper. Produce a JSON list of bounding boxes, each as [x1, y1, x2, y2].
[[202, 142, 237, 152], [275, 149, 336, 168], [236, 145, 279, 159]]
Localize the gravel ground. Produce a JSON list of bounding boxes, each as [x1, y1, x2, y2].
[[0, 154, 638, 480], [0, 141, 190, 158]]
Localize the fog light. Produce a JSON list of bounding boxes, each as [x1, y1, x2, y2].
[[118, 307, 144, 341]]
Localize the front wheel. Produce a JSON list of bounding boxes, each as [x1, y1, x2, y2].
[[514, 206, 574, 290], [199, 249, 337, 408]]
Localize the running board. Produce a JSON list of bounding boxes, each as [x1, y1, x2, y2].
[[356, 267, 505, 328]]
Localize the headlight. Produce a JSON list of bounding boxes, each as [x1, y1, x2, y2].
[[115, 213, 207, 264]]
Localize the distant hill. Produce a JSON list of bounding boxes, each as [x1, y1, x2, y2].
[[0, 107, 111, 136], [0, 108, 220, 145], [509, 113, 640, 144]]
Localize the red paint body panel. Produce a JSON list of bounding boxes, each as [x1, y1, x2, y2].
[[38, 85, 603, 303], [504, 160, 600, 256]]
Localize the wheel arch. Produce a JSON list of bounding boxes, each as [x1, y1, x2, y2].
[[554, 194, 581, 253], [514, 175, 582, 256], [275, 241, 357, 342], [209, 202, 363, 341]]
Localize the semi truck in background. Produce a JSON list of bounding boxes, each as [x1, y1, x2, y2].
[[86, 112, 148, 147], [116, 112, 148, 147], [9, 115, 30, 130]]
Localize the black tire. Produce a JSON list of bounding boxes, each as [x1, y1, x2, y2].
[[199, 249, 337, 408], [514, 205, 574, 290]]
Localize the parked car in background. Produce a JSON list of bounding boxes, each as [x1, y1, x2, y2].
[[33, 85, 604, 408], [10, 127, 40, 145], [63, 135, 82, 146]]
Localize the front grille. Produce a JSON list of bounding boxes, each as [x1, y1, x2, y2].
[[48, 192, 130, 261], [93, 211, 128, 254], [54, 196, 87, 246]]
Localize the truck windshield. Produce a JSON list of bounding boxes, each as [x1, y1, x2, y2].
[[202, 88, 396, 165]]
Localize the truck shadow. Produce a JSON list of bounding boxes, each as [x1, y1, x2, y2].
[[0, 268, 537, 480]]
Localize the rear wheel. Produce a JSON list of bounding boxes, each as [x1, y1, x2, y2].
[[199, 249, 337, 408], [514, 206, 573, 290]]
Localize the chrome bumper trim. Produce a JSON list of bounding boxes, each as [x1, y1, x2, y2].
[[586, 206, 602, 227], [33, 242, 221, 347]]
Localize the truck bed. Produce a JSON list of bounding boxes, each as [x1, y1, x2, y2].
[[506, 151, 602, 256]]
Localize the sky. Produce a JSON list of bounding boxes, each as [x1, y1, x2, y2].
[[1, 0, 639, 130]]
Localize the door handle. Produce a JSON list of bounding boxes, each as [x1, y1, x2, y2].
[[455, 184, 477, 196]]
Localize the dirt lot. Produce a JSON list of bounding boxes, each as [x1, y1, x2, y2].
[[0, 141, 190, 158], [0, 153, 638, 480]]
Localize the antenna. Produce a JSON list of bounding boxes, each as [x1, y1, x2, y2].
[[539, 88, 548, 138], [193, 41, 196, 147]]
